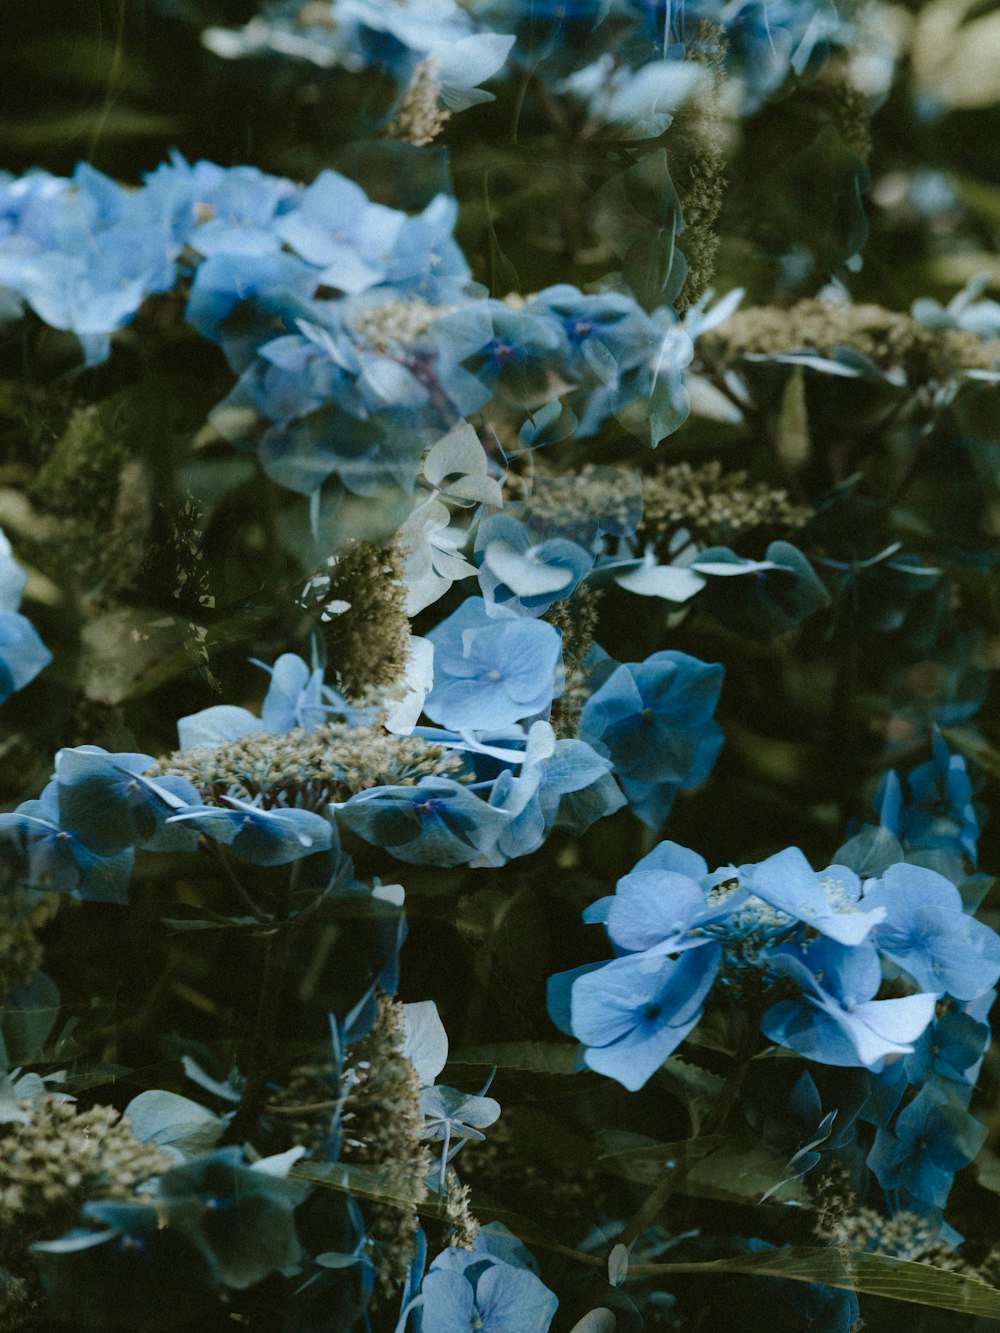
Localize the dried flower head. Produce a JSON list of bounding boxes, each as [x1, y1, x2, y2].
[[387, 58, 452, 146], [640, 459, 809, 550], [155, 722, 463, 811], [0, 1096, 172, 1266]]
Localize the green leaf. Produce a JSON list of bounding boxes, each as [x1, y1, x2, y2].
[[629, 1246, 1000, 1318], [0, 109, 186, 148], [295, 1161, 1000, 1318], [595, 1134, 725, 1185], [975, 1147, 1000, 1194], [448, 1042, 580, 1075], [940, 726, 1000, 780], [775, 367, 811, 471], [681, 1139, 809, 1206], [293, 1159, 432, 1215], [1, 972, 61, 1065], [653, 1057, 726, 1135]]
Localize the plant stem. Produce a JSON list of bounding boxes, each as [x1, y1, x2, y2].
[[621, 1006, 752, 1245], [226, 925, 289, 1144], [210, 841, 268, 922], [225, 862, 297, 1143]]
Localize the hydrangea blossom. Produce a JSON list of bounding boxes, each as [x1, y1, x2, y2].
[[867, 1083, 987, 1208], [338, 776, 512, 866], [423, 597, 564, 731], [861, 863, 1000, 1001], [579, 649, 724, 827], [52, 748, 200, 857], [0, 526, 50, 704], [0, 784, 134, 905], [176, 653, 361, 751], [548, 945, 721, 1090], [416, 1225, 557, 1333], [549, 836, 1000, 1090]]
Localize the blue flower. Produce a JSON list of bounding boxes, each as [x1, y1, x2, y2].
[[176, 653, 361, 751], [185, 250, 317, 372], [274, 169, 408, 295], [453, 301, 565, 405], [867, 1083, 987, 1208], [338, 775, 511, 867], [876, 732, 979, 866], [0, 784, 133, 904], [589, 839, 746, 961], [146, 158, 298, 257], [742, 847, 885, 947], [523, 284, 661, 434], [904, 1004, 991, 1092], [424, 597, 564, 731], [475, 514, 594, 618], [578, 649, 724, 828], [861, 863, 1000, 1001], [474, 723, 620, 864], [4, 163, 177, 364], [548, 944, 721, 1091], [0, 528, 50, 701], [417, 1225, 557, 1333], [52, 747, 200, 857], [0, 611, 50, 704], [691, 541, 832, 640], [152, 1146, 310, 1289], [760, 938, 937, 1070], [168, 796, 335, 867]]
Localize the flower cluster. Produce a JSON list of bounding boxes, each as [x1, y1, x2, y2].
[[550, 835, 1000, 1114], [2, 0, 999, 1327], [203, 0, 516, 131]]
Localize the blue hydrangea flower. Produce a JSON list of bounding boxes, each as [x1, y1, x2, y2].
[[742, 847, 885, 947], [176, 654, 361, 751], [52, 747, 200, 857], [876, 732, 979, 866], [474, 723, 621, 864], [152, 1146, 310, 1289], [273, 169, 408, 295], [475, 514, 594, 619], [145, 157, 299, 257], [861, 863, 1000, 1001], [585, 839, 744, 957], [904, 1004, 991, 1093], [761, 938, 938, 1069], [913, 276, 1000, 340], [203, 0, 514, 117], [0, 784, 133, 905], [424, 597, 564, 731], [452, 301, 566, 405], [0, 527, 50, 702], [578, 649, 724, 828], [547, 944, 721, 1091], [0, 610, 50, 705], [523, 283, 662, 434], [3, 163, 177, 365], [867, 1083, 987, 1208], [168, 796, 334, 867], [338, 776, 511, 867], [417, 1225, 557, 1333], [185, 250, 317, 372]]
